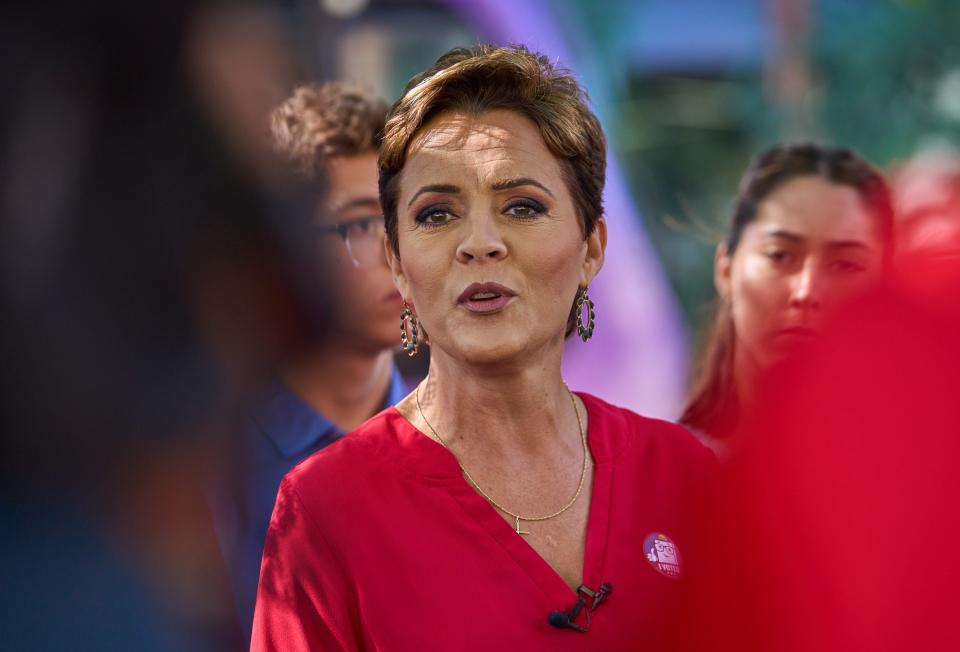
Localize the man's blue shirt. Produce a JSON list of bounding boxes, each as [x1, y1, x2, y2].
[[209, 367, 407, 642]]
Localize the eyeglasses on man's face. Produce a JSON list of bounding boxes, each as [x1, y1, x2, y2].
[[314, 216, 386, 268]]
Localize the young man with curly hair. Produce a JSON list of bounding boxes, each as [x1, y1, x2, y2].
[[210, 82, 406, 642]]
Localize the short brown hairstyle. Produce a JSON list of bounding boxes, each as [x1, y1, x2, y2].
[[270, 81, 387, 178], [379, 44, 607, 254]]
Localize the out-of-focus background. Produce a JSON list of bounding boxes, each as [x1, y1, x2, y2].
[[2, 1, 959, 650], [300, 0, 960, 417]]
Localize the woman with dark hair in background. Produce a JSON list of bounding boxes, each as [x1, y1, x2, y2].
[[251, 44, 713, 651], [680, 143, 894, 449], [665, 151, 960, 651]]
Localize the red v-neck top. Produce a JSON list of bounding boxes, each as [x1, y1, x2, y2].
[[251, 393, 714, 651]]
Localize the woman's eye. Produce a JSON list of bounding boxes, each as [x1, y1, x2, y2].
[[415, 207, 455, 226], [831, 259, 866, 273], [504, 199, 546, 219], [765, 250, 791, 264]]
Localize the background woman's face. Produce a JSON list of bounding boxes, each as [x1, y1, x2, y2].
[[717, 175, 884, 371], [386, 109, 605, 366]]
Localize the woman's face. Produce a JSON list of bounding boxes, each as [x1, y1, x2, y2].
[[717, 175, 884, 372], [385, 109, 605, 366]]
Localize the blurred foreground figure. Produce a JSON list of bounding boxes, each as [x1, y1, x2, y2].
[[0, 2, 324, 650], [667, 272, 960, 650], [681, 144, 893, 452], [209, 82, 406, 644]]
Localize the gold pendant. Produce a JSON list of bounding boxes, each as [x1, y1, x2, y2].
[[515, 515, 530, 536]]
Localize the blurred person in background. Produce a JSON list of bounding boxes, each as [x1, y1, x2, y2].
[[209, 81, 407, 643], [0, 2, 328, 650], [251, 44, 713, 651], [680, 143, 893, 452], [891, 148, 960, 306]]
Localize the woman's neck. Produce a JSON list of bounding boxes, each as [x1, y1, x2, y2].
[[280, 342, 395, 433], [732, 344, 761, 416], [416, 344, 581, 458]]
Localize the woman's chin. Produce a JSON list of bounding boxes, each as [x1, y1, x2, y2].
[[436, 330, 559, 367], [460, 344, 524, 366]]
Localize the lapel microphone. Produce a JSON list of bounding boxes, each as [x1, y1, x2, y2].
[[547, 582, 613, 632]]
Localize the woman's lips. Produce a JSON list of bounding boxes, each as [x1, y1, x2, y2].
[[461, 295, 513, 313], [457, 282, 517, 314], [775, 326, 820, 339]]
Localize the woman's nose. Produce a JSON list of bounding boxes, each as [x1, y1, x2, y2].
[[455, 212, 507, 263], [789, 262, 823, 310]]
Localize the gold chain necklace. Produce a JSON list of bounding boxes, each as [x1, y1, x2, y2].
[[415, 378, 588, 536]]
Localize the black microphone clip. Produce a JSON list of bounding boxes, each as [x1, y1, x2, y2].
[[578, 582, 612, 610], [547, 582, 613, 633], [548, 596, 588, 632]]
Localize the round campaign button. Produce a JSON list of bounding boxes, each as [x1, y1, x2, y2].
[[643, 532, 682, 579]]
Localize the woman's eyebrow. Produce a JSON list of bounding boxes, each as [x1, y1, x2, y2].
[[827, 240, 872, 251], [765, 228, 804, 243], [407, 184, 459, 207], [766, 229, 872, 251], [491, 177, 554, 198]]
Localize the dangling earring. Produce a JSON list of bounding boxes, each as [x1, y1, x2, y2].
[[400, 302, 420, 357], [575, 286, 595, 342]]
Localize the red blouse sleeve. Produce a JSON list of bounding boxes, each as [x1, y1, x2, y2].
[[250, 477, 361, 652]]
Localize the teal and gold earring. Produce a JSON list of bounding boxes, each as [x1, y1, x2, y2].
[[400, 302, 420, 357], [575, 286, 595, 342]]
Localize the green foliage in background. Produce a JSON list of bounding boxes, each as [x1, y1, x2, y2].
[[815, 0, 960, 164]]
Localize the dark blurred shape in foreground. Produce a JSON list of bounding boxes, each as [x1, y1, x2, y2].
[[1, 2, 329, 649]]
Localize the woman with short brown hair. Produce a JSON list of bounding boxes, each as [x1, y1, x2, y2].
[[252, 45, 712, 651]]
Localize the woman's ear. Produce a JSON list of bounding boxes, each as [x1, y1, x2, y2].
[[580, 216, 607, 285], [714, 242, 732, 304], [384, 236, 409, 300]]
